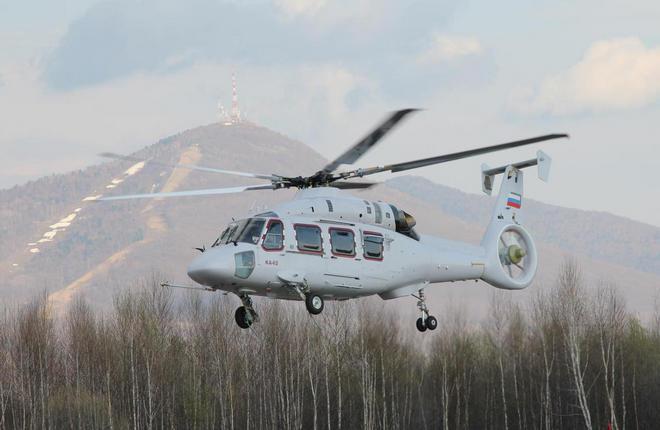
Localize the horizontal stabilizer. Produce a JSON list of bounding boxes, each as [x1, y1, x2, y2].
[[481, 150, 552, 195]]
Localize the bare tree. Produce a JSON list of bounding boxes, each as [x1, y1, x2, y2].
[[531, 290, 557, 430], [593, 285, 627, 430], [3, 271, 660, 429], [555, 260, 593, 430], [487, 292, 511, 430]]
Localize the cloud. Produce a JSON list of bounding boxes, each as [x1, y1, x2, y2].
[[42, 0, 459, 94], [518, 37, 660, 115], [274, 0, 327, 17], [417, 34, 482, 64]]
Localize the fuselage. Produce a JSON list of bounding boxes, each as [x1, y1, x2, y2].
[[187, 188, 487, 300]]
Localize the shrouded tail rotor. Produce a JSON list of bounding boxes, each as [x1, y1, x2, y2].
[[498, 226, 537, 284], [499, 229, 529, 279], [480, 162, 542, 290], [483, 224, 538, 290]]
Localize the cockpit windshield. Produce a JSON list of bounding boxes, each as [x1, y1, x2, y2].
[[212, 218, 266, 247]]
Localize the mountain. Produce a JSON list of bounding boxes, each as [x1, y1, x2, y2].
[[1, 121, 658, 318]]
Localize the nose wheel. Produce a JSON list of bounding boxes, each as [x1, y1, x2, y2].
[[234, 293, 259, 329], [413, 289, 437, 333]]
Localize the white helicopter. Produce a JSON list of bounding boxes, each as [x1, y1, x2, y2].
[[99, 110, 567, 331]]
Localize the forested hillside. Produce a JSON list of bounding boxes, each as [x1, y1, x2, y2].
[[0, 262, 657, 429]]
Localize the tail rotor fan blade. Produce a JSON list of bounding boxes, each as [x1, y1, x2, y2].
[[499, 229, 531, 279]]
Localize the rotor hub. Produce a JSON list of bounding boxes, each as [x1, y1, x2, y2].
[[508, 244, 525, 264]]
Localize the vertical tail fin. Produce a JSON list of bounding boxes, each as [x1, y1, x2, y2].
[[479, 151, 550, 290]]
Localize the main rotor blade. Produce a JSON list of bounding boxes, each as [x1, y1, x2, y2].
[[329, 181, 377, 190], [348, 133, 568, 177], [99, 152, 280, 181], [96, 184, 275, 201], [320, 109, 419, 174]]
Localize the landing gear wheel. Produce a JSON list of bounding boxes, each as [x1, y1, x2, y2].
[[414, 288, 436, 333], [425, 315, 438, 331], [305, 293, 324, 315], [234, 306, 253, 329], [416, 317, 427, 332]]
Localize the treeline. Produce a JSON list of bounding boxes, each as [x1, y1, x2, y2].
[[1, 262, 660, 429]]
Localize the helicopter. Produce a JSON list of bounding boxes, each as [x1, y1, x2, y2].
[[99, 109, 568, 332]]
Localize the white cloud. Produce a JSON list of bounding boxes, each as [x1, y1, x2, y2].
[[272, 0, 390, 35], [518, 37, 660, 114], [417, 34, 482, 64], [274, 0, 327, 17]]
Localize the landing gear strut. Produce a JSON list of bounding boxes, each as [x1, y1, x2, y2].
[[413, 289, 437, 333], [286, 283, 324, 316], [234, 293, 259, 329]]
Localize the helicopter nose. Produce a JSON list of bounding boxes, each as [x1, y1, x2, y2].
[[187, 249, 234, 286]]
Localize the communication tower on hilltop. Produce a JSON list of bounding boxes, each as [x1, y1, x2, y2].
[[218, 73, 243, 126], [230, 73, 241, 124]]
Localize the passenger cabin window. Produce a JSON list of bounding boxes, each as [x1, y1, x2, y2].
[[363, 232, 384, 260], [329, 228, 355, 257], [294, 224, 323, 253], [262, 220, 284, 250]]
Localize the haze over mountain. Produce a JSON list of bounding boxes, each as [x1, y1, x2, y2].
[[1, 121, 658, 318]]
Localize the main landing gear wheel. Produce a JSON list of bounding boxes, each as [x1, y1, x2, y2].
[[425, 315, 438, 330], [234, 293, 259, 329], [413, 288, 438, 333], [305, 293, 324, 315]]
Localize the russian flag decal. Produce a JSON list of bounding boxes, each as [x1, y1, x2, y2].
[[507, 192, 522, 209]]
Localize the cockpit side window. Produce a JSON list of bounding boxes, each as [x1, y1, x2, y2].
[[212, 218, 265, 246], [237, 219, 266, 245], [212, 227, 230, 247], [262, 219, 284, 251], [224, 221, 245, 244], [213, 223, 240, 247]]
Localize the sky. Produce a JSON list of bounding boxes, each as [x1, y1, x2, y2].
[[1, 0, 660, 227]]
